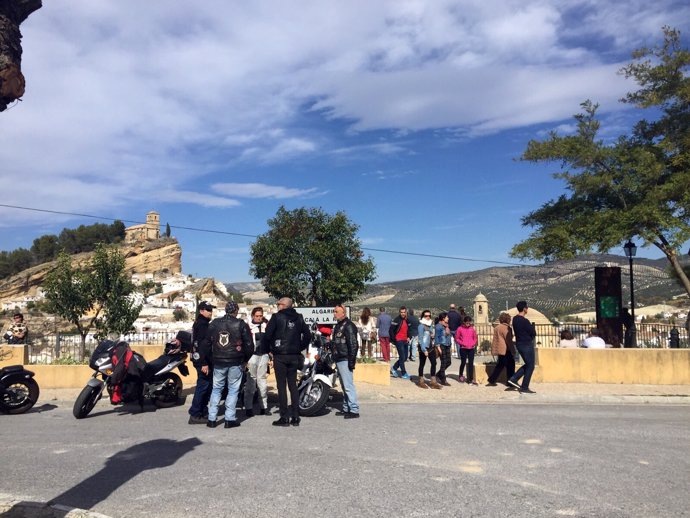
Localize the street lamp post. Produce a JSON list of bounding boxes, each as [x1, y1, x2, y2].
[[623, 240, 637, 347]]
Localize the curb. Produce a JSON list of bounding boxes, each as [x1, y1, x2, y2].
[[0, 497, 112, 518]]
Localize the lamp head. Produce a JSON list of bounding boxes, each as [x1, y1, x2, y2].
[[623, 240, 637, 258]]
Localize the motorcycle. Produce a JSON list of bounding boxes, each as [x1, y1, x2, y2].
[[73, 338, 189, 419], [0, 365, 39, 414], [297, 327, 338, 416]]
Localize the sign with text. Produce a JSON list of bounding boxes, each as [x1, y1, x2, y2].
[[295, 306, 350, 325]]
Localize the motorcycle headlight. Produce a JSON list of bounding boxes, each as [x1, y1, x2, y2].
[[103, 368, 113, 375]]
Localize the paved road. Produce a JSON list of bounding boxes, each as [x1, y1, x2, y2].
[[2, 396, 689, 518]]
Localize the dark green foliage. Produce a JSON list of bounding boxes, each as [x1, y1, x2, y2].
[[0, 220, 127, 280], [250, 206, 376, 306], [512, 27, 690, 306]]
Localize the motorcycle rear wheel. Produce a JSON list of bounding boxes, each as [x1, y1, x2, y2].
[[73, 385, 102, 419], [153, 373, 182, 408], [299, 379, 330, 417], [0, 378, 39, 414]]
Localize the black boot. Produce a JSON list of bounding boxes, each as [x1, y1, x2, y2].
[[272, 416, 290, 427], [290, 416, 301, 427]]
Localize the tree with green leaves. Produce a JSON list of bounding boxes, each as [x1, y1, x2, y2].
[[511, 27, 690, 331], [43, 244, 141, 358], [250, 206, 376, 306], [165, 222, 171, 238]]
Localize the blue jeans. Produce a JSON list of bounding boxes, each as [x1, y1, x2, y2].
[[392, 340, 409, 374], [408, 336, 418, 360], [336, 360, 359, 414], [208, 365, 242, 422], [510, 344, 535, 390], [188, 365, 212, 417]]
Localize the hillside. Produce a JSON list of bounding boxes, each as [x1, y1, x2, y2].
[[231, 254, 686, 317], [0, 238, 182, 303]]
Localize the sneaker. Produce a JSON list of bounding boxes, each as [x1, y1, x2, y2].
[[206, 419, 221, 428], [507, 379, 521, 390], [459, 376, 466, 383], [441, 380, 452, 387], [519, 388, 537, 394], [343, 412, 360, 419], [259, 408, 272, 416], [470, 381, 479, 386], [188, 415, 206, 425], [486, 382, 498, 387], [335, 410, 349, 416], [401, 373, 410, 380], [390, 369, 400, 378], [224, 420, 240, 428]]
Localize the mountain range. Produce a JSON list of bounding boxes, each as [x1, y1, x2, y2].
[[230, 254, 687, 318]]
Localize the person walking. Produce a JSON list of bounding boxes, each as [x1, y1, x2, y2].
[[456, 316, 479, 385], [243, 306, 271, 416], [332, 304, 360, 419], [206, 301, 254, 428], [389, 306, 412, 380], [487, 312, 516, 386], [507, 301, 537, 394], [417, 310, 441, 389], [188, 301, 215, 425], [357, 307, 376, 360], [377, 307, 392, 362], [263, 297, 311, 427], [434, 312, 452, 386]]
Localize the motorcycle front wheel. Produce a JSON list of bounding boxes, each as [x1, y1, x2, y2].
[[299, 379, 330, 417], [152, 373, 182, 408], [73, 385, 102, 419], [0, 378, 39, 414]]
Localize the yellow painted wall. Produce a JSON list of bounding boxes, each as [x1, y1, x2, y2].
[[536, 348, 690, 384]]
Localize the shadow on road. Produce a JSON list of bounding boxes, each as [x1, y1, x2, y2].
[[48, 437, 202, 511]]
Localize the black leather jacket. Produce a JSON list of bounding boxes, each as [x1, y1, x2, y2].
[[206, 315, 253, 366], [261, 307, 310, 356], [192, 314, 211, 367], [332, 317, 359, 369]]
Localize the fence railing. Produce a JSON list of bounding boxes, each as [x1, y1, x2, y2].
[[24, 322, 689, 364]]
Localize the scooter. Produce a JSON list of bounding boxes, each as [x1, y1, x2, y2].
[[0, 365, 39, 414], [73, 339, 189, 419], [297, 328, 338, 416]]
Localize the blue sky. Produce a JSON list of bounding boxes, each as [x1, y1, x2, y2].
[[1, 1, 689, 283]]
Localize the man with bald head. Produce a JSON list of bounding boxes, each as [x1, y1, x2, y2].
[[262, 297, 311, 427]]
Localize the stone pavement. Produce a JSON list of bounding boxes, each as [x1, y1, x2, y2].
[[4, 365, 690, 518]]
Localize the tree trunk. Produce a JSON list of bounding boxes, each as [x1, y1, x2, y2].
[[662, 249, 690, 334], [0, 0, 41, 111], [80, 332, 87, 362]]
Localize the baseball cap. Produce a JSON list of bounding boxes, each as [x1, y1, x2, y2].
[[198, 301, 216, 312], [225, 301, 239, 314]]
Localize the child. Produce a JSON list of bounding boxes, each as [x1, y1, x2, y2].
[[455, 316, 478, 385]]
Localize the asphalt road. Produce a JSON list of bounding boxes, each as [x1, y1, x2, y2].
[[1, 397, 689, 518]]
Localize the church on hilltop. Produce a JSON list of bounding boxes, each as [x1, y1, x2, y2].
[[125, 211, 160, 243]]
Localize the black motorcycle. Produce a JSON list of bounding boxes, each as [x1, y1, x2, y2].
[[0, 365, 39, 414], [73, 339, 189, 419]]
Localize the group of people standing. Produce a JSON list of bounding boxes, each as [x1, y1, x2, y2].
[[187, 297, 361, 430], [378, 301, 538, 394]]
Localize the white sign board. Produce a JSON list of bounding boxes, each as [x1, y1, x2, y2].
[[295, 306, 350, 325]]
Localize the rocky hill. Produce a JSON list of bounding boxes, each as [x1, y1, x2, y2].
[[0, 238, 182, 302]]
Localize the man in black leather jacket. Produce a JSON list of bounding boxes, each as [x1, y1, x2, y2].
[[187, 301, 215, 425], [205, 301, 253, 429], [332, 304, 360, 418], [262, 297, 310, 427]]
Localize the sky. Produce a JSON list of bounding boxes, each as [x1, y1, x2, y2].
[[1, 1, 689, 283]]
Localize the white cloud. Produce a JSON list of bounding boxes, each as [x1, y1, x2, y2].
[[157, 190, 241, 208], [211, 183, 323, 199], [0, 0, 686, 226]]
